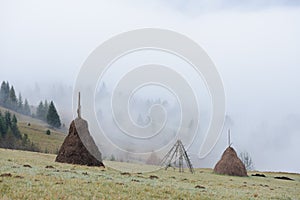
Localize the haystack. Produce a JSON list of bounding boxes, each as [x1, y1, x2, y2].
[[214, 147, 247, 177], [55, 118, 104, 167]]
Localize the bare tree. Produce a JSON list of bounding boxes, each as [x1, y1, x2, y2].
[[239, 151, 254, 170]]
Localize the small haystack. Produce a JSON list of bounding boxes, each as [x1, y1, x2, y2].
[[214, 147, 247, 177], [55, 118, 104, 167]]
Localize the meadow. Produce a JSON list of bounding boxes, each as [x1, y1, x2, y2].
[[0, 106, 66, 154], [0, 148, 299, 199]]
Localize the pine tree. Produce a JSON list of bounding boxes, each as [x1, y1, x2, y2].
[[46, 101, 61, 128], [36, 101, 45, 120], [5, 82, 10, 106], [0, 111, 5, 137], [11, 114, 21, 139], [0, 81, 6, 105], [0, 81, 10, 106], [23, 99, 31, 116], [36, 100, 49, 121], [9, 86, 17, 110], [44, 100, 49, 121], [4, 111, 11, 130], [17, 93, 23, 113], [5, 127, 16, 149], [44, 100, 49, 114]]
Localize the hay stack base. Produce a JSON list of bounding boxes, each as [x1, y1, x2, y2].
[[214, 147, 247, 177], [55, 118, 104, 167]]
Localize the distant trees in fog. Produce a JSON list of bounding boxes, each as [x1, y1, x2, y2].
[[0, 81, 31, 115], [36, 100, 49, 121], [37, 100, 61, 128]]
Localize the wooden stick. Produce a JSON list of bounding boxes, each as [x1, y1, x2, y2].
[[77, 92, 81, 119]]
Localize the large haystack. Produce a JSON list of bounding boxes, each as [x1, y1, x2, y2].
[[55, 118, 104, 167], [214, 147, 247, 177]]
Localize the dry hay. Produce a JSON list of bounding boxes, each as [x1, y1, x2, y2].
[[214, 147, 247, 177], [251, 173, 266, 177], [55, 118, 104, 167], [195, 185, 206, 189], [0, 173, 12, 177], [274, 176, 294, 181], [149, 175, 159, 179]]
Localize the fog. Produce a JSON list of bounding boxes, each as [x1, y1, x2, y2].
[[1, 0, 300, 172]]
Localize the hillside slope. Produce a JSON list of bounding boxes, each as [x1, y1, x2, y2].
[[0, 106, 66, 153], [0, 149, 299, 199]]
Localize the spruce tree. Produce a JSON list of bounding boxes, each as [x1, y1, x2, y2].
[[0, 112, 4, 137], [11, 114, 21, 139], [44, 100, 49, 116], [36, 100, 49, 121], [46, 101, 61, 128], [0, 81, 9, 106], [23, 99, 31, 116], [5, 127, 16, 149], [0, 81, 6, 105], [4, 111, 11, 130], [9, 86, 17, 110], [17, 93, 23, 113], [36, 101, 45, 120], [4, 82, 10, 106]]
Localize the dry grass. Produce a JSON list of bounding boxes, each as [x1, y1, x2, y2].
[[18, 122, 65, 154], [0, 148, 299, 199]]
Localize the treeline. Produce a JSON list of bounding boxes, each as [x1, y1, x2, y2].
[[0, 110, 39, 151], [0, 81, 61, 128], [0, 81, 31, 115], [36, 100, 61, 128]]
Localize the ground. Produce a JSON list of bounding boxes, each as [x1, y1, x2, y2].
[[0, 149, 299, 199]]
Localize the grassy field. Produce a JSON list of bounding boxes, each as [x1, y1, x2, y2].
[[0, 106, 66, 154], [18, 122, 65, 154], [0, 149, 299, 199]]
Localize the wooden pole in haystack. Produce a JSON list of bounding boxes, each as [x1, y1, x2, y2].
[[77, 92, 81, 119]]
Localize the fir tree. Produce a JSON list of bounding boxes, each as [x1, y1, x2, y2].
[[46, 101, 61, 128], [36, 100, 49, 121], [11, 114, 21, 139], [9, 86, 17, 110], [0, 81, 10, 106], [36, 101, 45, 120], [0, 111, 5, 137], [0, 81, 5, 105], [4, 111, 11, 130], [4, 127, 16, 149], [44, 100, 49, 115], [23, 99, 31, 116], [17, 93, 23, 113]]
